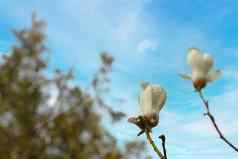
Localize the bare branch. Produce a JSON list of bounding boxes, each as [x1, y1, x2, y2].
[[198, 91, 238, 152]]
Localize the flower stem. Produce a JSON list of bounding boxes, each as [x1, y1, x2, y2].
[[145, 130, 165, 159], [198, 90, 238, 152]]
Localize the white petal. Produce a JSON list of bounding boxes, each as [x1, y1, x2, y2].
[[140, 81, 150, 90], [151, 85, 167, 112], [187, 48, 203, 68], [192, 69, 207, 82], [139, 84, 167, 116], [206, 69, 221, 82], [140, 85, 153, 115], [202, 53, 213, 72], [178, 73, 192, 80]]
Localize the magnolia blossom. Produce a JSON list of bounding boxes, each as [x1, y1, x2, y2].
[[128, 82, 167, 135], [139, 82, 167, 127], [180, 48, 221, 91]]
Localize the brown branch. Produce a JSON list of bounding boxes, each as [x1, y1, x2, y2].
[[198, 90, 238, 152], [159, 135, 167, 159], [145, 130, 165, 159]]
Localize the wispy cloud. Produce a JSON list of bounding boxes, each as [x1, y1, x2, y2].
[[137, 39, 159, 53]]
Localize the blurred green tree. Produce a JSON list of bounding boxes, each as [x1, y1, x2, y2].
[[0, 14, 145, 159]]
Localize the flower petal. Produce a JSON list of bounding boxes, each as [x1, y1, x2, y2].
[[202, 53, 213, 72], [178, 73, 192, 80], [206, 69, 221, 82], [139, 84, 167, 116], [187, 48, 203, 68], [140, 81, 150, 90]]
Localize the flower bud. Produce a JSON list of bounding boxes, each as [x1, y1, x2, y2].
[[186, 48, 220, 90], [139, 83, 167, 117]]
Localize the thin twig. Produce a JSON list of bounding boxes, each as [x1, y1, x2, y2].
[[198, 90, 238, 152], [159, 135, 167, 159], [145, 130, 165, 159]]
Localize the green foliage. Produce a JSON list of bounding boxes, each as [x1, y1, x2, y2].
[[0, 15, 145, 159]]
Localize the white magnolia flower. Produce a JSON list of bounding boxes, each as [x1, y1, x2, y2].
[[139, 82, 167, 118], [127, 82, 167, 134], [180, 48, 221, 91]]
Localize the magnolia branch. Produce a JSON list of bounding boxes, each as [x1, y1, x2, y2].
[[198, 90, 238, 152], [145, 130, 165, 159]]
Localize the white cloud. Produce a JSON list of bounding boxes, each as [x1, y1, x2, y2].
[[137, 39, 159, 53]]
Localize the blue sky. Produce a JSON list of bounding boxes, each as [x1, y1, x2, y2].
[[1, 0, 238, 158]]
